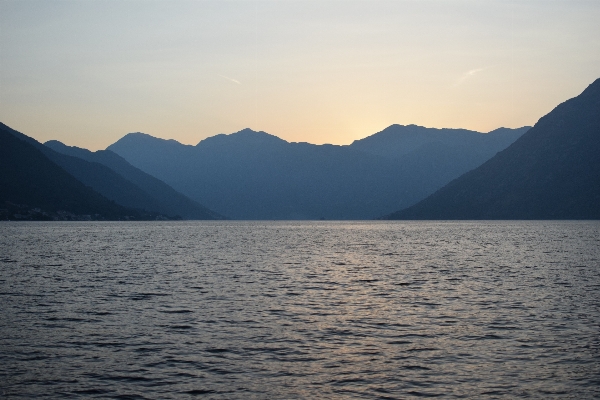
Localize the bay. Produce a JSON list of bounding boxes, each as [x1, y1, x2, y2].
[[1, 221, 599, 398]]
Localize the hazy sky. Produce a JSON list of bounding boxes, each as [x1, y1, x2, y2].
[[1, 0, 599, 150]]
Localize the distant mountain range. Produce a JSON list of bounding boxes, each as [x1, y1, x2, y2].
[[386, 78, 600, 219], [0, 123, 222, 220], [7, 78, 595, 221], [107, 125, 528, 219]]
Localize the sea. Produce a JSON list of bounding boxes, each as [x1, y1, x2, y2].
[[1, 221, 599, 399]]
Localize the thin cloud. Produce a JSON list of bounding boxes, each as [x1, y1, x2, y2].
[[453, 68, 485, 87], [218, 74, 242, 85]]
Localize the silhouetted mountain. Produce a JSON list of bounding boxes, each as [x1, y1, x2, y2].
[[108, 126, 527, 219], [44, 141, 223, 220], [387, 79, 600, 219], [0, 128, 139, 220], [0, 123, 221, 219], [349, 125, 527, 159], [350, 125, 529, 204]]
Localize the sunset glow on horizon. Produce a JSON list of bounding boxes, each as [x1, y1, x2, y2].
[[1, 0, 599, 150]]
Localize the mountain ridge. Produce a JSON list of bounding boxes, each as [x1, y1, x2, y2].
[[44, 140, 224, 220], [0, 127, 144, 220], [1, 122, 222, 219], [386, 78, 600, 220], [107, 125, 528, 219]]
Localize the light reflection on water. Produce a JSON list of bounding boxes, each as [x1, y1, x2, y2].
[[0, 221, 599, 399]]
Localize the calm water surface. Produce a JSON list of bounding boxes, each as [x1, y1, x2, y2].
[[1, 221, 599, 399]]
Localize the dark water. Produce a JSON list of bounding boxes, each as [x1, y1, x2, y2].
[[1, 221, 599, 399]]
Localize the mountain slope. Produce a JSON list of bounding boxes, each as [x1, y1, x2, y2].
[[1, 123, 164, 213], [387, 79, 600, 220], [111, 130, 396, 219], [108, 126, 527, 219], [349, 125, 528, 160], [44, 140, 223, 220], [1, 122, 221, 219], [0, 129, 138, 220]]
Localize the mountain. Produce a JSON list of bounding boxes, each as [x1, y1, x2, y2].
[[2, 123, 165, 215], [349, 125, 529, 203], [44, 140, 223, 220], [107, 126, 527, 220], [0, 128, 139, 220], [0, 122, 221, 220], [349, 125, 527, 159], [386, 79, 600, 220]]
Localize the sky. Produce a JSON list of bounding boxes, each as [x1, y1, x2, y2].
[[1, 0, 599, 150]]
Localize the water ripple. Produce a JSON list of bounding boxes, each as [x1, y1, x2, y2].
[[1, 220, 599, 399]]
